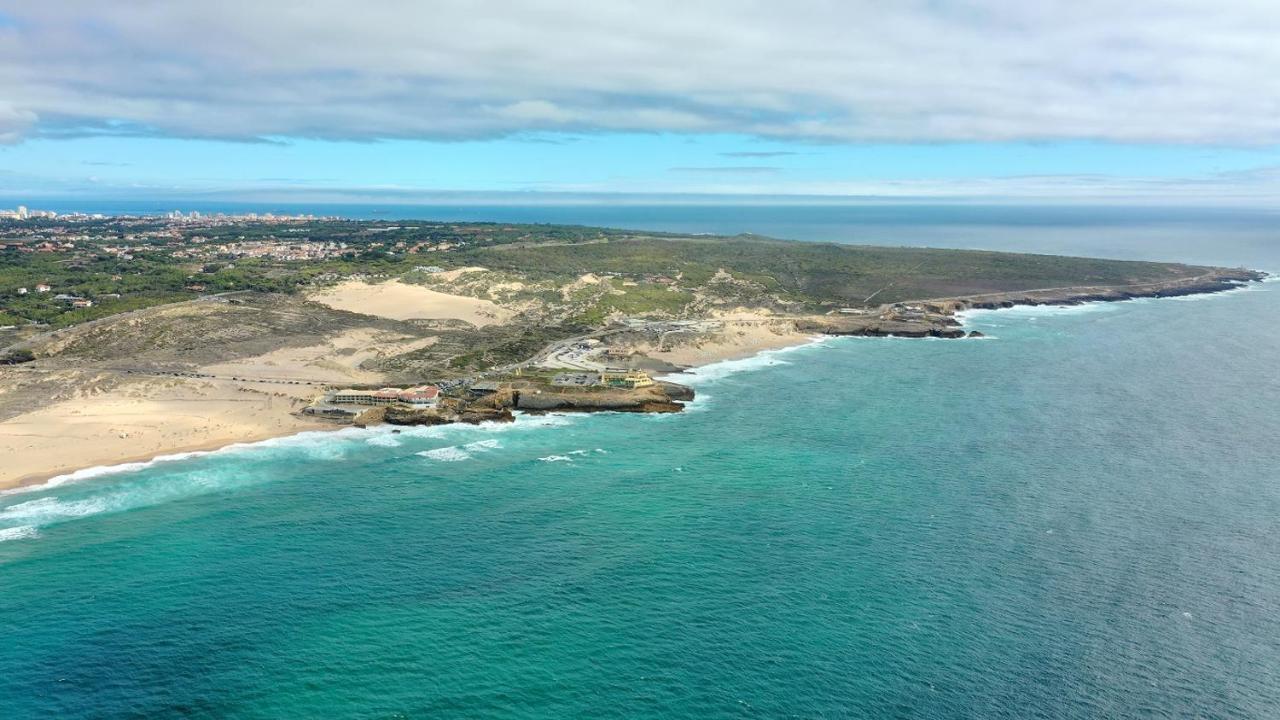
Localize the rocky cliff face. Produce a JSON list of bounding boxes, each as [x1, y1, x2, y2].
[[380, 380, 695, 426], [795, 317, 966, 339], [383, 399, 514, 426], [514, 383, 691, 414]]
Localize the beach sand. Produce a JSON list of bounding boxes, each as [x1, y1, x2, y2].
[[0, 326, 441, 491], [0, 377, 328, 490], [308, 279, 512, 326], [634, 312, 814, 366]]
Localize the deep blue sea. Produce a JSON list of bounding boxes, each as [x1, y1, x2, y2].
[[2, 204, 1279, 718]]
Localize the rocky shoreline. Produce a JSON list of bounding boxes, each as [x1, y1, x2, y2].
[[797, 269, 1267, 340], [374, 380, 696, 427]]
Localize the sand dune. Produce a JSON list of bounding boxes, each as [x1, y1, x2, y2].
[[309, 280, 512, 326], [202, 328, 435, 384]]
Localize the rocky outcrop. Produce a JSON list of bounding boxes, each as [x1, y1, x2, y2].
[[383, 401, 514, 426], [658, 381, 696, 402], [795, 317, 966, 339], [379, 380, 693, 426], [514, 383, 692, 414]]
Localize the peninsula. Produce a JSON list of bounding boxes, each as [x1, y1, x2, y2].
[[0, 212, 1264, 488]]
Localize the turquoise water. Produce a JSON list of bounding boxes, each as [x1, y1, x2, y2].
[[3, 211, 1280, 717]]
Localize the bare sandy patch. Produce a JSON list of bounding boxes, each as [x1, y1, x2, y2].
[[560, 273, 610, 300], [309, 280, 512, 326], [202, 328, 435, 384], [434, 266, 488, 282]]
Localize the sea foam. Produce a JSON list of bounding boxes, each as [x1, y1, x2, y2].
[[418, 446, 472, 462], [665, 336, 829, 387], [0, 525, 39, 543]]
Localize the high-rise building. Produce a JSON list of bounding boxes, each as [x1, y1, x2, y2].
[[16, 205, 28, 220]]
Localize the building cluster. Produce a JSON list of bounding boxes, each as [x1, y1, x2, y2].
[[174, 240, 351, 262], [164, 210, 320, 223], [323, 385, 441, 409], [0, 205, 59, 220], [52, 293, 94, 308], [551, 368, 655, 389]]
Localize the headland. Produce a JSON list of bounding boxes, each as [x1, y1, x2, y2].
[[0, 213, 1265, 490]]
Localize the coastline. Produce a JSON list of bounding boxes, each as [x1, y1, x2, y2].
[[2, 428, 331, 496], [2, 272, 1268, 495], [0, 323, 820, 494]]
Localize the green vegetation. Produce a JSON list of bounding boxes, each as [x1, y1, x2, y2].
[[573, 280, 695, 325], [0, 348, 34, 364], [463, 236, 1209, 306], [1, 215, 1214, 334]]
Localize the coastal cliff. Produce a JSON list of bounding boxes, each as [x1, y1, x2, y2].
[[797, 269, 1266, 340], [514, 381, 691, 414], [380, 380, 695, 427], [382, 398, 515, 426]]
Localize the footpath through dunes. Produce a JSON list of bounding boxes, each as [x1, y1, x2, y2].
[[307, 279, 513, 326]]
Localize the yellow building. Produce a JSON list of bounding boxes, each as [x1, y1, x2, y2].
[[600, 368, 655, 389]]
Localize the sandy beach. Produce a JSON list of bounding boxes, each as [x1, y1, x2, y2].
[[0, 321, 446, 490], [0, 377, 329, 491]]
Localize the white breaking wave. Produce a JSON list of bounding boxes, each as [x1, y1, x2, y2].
[[1, 450, 213, 497], [365, 434, 403, 447], [2, 426, 370, 497], [0, 525, 40, 543], [418, 446, 472, 462], [463, 439, 502, 452], [1, 496, 111, 523], [663, 336, 830, 387], [538, 455, 573, 463], [957, 301, 1120, 326]]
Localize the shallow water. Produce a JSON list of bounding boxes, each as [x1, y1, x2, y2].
[[2, 207, 1279, 718]]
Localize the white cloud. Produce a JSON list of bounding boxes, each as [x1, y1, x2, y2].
[[0, 101, 36, 143], [1, 1, 1279, 144]]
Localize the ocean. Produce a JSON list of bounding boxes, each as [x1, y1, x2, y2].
[[2, 205, 1279, 718]]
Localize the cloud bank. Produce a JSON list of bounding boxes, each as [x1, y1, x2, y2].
[[1, 1, 1278, 146]]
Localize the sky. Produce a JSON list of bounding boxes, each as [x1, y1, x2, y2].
[[1, 0, 1279, 205]]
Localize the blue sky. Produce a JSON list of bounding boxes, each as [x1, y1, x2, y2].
[[2, 1, 1279, 204]]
